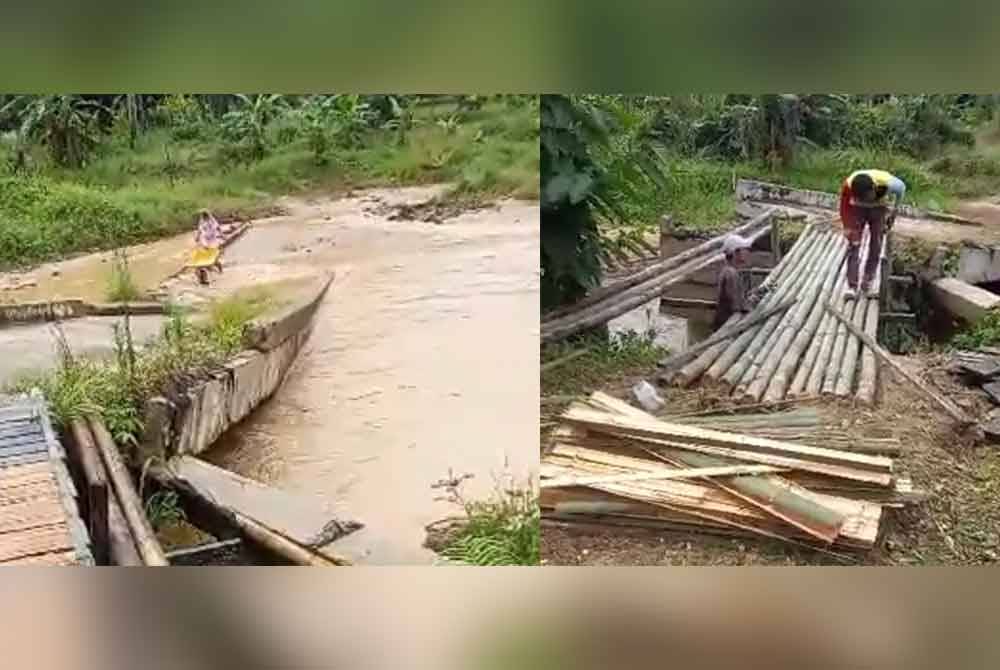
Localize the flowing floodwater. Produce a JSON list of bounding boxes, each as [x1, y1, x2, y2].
[[204, 188, 540, 563]]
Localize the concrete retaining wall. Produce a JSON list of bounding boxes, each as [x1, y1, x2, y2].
[[139, 274, 333, 461], [0, 300, 164, 326]]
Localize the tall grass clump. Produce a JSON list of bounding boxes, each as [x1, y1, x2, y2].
[[433, 472, 540, 566]]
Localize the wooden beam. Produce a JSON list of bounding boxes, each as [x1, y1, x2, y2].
[[660, 297, 717, 310], [68, 420, 109, 565], [88, 417, 168, 566], [824, 303, 976, 427]]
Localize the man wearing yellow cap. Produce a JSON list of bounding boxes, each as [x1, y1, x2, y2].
[[838, 169, 906, 300]]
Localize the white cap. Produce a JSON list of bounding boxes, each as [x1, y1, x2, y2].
[[722, 234, 753, 255]]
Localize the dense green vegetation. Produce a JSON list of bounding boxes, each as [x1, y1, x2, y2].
[[541, 95, 1000, 310], [0, 94, 539, 270]]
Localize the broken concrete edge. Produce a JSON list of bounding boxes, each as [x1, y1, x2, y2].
[[242, 273, 335, 352], [0, 299, 166, 326], [139, 272, 334, 463], [930, 277, 1000, 323], [735, 178, 979, 226]]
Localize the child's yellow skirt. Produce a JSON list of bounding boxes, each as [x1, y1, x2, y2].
[[188, 246, 220, 268]]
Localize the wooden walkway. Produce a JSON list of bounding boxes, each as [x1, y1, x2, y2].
[[0, 396, 92, 565]]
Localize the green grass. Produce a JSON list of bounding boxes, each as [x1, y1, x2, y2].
[[105, 251, 142, 302], [10, 291, 275, 450], [541, 333, 666, 398], [613, 142, 1000, 236], [951, 308, 1000, 350], [437, 480, 540, 566], [0, 98, 539, 270]]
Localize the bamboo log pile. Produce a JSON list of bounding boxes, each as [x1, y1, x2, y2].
[[541, 392, 923, 552], [674, 222, 887, 403], [541, 210, 776, 343]]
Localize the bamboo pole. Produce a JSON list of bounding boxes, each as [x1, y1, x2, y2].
[[674, 224, 819, 385], [705, 226, 824, 381], [232, 513, 344, 567], [545, 210, 775, 321], [541, 223, 774, 343], [821, 229, 871, 395], [824, 304, 976, 426], [657, 298, 796, 381], [792, 266, 847, 396], [744, 236, 847, 400], [835, 235, 885, 397], [88, 417, 168, 566], [858, 231, 891, 404], [724, 233, 836, 388], [541, 347, 591, 374], [763, 237, 849, 401]]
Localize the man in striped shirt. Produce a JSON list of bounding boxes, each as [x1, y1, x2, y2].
[[838, 169, 906, 300]]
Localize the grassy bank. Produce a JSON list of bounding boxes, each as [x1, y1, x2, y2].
[[0, 97, 538, 270], [616, 144, 1000, 236], [9, 289, 275, 449]]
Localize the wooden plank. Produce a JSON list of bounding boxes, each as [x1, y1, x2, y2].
[[69, 420, 109, 565], [0, 498, 67, 534], [0, 549, 78, 566], [0, 522, 74, 562], [563, 403, 893, 473], [541, 463, 785, 488]]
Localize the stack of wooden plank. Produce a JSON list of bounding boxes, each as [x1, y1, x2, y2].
[[662, 221, 887, 404], [0, 396, 92, 565], [541, 210, 776, 344], [542, 392, 921, 553]]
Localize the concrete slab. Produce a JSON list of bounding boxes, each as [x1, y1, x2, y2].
[[930, 277, 1000, 323]]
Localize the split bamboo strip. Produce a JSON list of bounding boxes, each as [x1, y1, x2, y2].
[[793, 266, 848, 396], [541, 224, 775, 343], [821, 229, 871, 395], [544, 210, 775, 321], [725, 233, 837, 388], [674, 224, 819, 385], [572, 397, 848, 543], [763, 236, 848, 401], [705, 226, 825, 381], [744, 235, 847, 400], [564, 404, 893, 473], [540, 463, 784, 488], [824, 304, 976, 426]]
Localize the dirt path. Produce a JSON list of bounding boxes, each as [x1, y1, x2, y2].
[[184, 187, 540, 564]]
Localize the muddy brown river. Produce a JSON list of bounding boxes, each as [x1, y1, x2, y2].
[[201, 188, 540, 563]]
